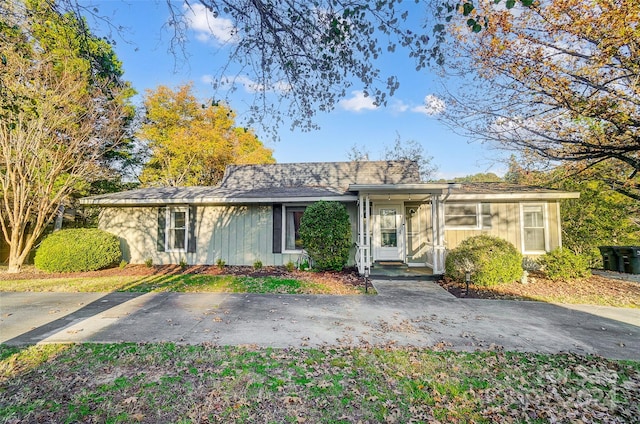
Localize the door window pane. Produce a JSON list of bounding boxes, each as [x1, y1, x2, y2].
[[380, 208, 397, 247]]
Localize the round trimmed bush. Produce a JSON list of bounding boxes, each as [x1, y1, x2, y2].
[[299, 201, 352, 271], [538, 248, 591, 280], [35, 228, 121, 272], [445, 235, 523, 287]]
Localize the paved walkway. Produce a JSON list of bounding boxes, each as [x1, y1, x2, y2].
[[1, 281, 639, 360]]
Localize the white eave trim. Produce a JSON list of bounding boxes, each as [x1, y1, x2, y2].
[[447, 192, 580, 201], [348, 183, 461, 194], [79, 195, 359, 206]]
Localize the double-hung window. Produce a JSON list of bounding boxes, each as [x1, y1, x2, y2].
[[284, 206, 306, 251], [521, 204, 547, 253], [445, 203, 492, 229], [158, 206, 193, 252], [168, 207, 188, 251]]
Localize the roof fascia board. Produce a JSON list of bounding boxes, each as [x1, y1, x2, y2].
[[448, 192, 580, 201], [79, 195, 359, 206]]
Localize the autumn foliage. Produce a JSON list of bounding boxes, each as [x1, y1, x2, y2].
[[138, 83, 275, 187]]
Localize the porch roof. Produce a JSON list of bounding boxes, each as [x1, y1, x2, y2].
[[348, 183, 461, 200]]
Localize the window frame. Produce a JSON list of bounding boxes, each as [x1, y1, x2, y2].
[[166, 206, 189, 252], [520, 202, 549, 254], [444, 203, 492, 230], [282, 204, 307, 253]]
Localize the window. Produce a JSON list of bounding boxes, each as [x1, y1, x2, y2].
[[445, 203, 492, 229], [168, 208, 187, 251], [285, 206, 306, 251], [158, 206, 190, 252], [522, 204, 546, 252]]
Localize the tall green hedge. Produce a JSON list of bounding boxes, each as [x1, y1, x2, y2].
[[34, 229, 121, 272], [299, 201, 352, 271], [445, 235, 523, 287]]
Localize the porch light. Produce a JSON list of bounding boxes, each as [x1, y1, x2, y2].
[[465, 271, 471, 296]]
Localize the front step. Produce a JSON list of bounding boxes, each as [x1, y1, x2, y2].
[[372, 261, 407, 269]]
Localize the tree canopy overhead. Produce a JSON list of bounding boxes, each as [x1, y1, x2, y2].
[[138, 83, 275, 187], [437, 0, 640, 200]]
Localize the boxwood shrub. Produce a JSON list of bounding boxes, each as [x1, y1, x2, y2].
[[538, 248, 591, 280], [445, 235, 523, 287], [299, 201, 352, 271], [34, 228, 121, 272]]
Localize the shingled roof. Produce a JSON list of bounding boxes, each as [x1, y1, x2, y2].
[[79, 161, 421, 206], [219, 160, 421, 191]]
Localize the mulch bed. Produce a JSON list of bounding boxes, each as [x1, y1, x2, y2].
[[436, 271, 640, 307]]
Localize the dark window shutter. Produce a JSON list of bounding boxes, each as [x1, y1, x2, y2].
[[188, 205, 197, 253], [157, 207, 166, 252], [272, 204, 282, 253]]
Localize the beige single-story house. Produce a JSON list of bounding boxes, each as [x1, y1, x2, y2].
[[79, 160, 579, 275]]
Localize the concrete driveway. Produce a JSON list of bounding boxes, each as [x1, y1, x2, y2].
[[1, 280, 639, 361]]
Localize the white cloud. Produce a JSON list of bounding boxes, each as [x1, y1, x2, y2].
[[339, 91, 378, 112], [411, 94, 446, 116], [202, 74, 291, 94], [391, 99, 409, 113], [183, 3, 238, 44]]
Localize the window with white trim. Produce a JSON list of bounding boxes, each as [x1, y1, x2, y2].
[[284, 206, 306, 251], [445, 203, 492, 229], [522, 204, 546, 252], [167, 207, 188, 251]]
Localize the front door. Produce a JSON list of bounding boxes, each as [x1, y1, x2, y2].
[[374, 204, 404, 261]]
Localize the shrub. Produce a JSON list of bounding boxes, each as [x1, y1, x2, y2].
[[299, 201, 352, 271], [445, 235, 523, 287], [216, 258, 226, 269], [253, 259, 263, 270], [285, 261, 295, 272], [145, 258, 153, 268], [538, 248, 591, 280], [34, 229, 121, 272], [179, 258, 188, 269]]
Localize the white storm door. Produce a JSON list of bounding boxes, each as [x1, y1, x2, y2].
[[374, 204, 404, 261]]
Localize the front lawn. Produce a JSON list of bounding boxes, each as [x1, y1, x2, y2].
[[0, 265, 368, 295], [1, 343, 638, 423]]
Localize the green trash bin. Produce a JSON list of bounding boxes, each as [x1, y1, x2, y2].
[[598, 246, 617, 271], [613, 246, 640, 274]]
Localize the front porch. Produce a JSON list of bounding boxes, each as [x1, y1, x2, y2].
[[350, 182, 460, 277]]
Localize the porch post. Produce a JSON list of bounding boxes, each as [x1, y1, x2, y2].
[[365, 194, 371, 274], [432, 194, 446, 274], [358, 195, 365, 275]]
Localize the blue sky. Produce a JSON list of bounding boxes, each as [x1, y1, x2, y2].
[[88, 1, 508, 180]]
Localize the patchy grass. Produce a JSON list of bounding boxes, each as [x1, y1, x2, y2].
[[0, 265, 368, 295], [1, 343, 638, 423], [438, 272, 640, 309]]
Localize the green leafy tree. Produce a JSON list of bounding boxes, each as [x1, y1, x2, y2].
[[0, 0, 135, 273], [299, 201, 352, 271], [138, 83, 275, 187]]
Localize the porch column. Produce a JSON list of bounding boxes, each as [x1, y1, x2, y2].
[[358, 195, 365, 275], [432, 194, 446, 274], [365, 194, 371, 274]]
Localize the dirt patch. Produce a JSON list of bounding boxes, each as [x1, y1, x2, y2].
[[436, 271, 640, 308], [1, 264, 367, 291]]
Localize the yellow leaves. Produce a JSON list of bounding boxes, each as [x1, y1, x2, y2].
[[138, 83, 275, 186]]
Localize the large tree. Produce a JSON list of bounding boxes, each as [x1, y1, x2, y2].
[[139, 83, 275, 187], [436, 0, 640, 200], [0, 0, 134, 272]]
